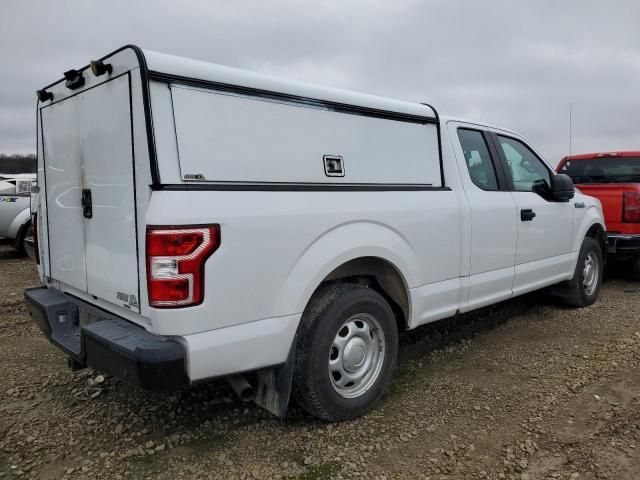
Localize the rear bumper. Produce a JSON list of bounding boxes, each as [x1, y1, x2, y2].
[[24, 286, 187, 392], [607, 233, 640, 255]]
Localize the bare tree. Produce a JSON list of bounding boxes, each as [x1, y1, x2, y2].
[[0, 154, 36, 174]]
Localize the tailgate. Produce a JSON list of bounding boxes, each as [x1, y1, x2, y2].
[[40, 74, 140, 312]]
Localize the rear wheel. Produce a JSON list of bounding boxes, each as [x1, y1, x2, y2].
[[562, 237, 603, 307], [293, 283, 398, 421]]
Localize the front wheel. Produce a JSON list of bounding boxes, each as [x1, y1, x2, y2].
[[10, 222, 31, 255], [292, 283, 398, 421], [563, 237, 603, 307]]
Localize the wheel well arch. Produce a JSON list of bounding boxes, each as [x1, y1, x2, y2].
[[314, 256, 411, 331], [8, 206, 31, 240], [585, 223, 606, 256]]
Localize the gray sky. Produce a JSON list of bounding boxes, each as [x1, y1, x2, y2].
[[1, 0, 638, 164]]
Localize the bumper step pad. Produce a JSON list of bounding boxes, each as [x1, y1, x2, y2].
[[24, 286, 187, 392]]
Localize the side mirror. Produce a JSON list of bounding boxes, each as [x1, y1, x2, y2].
[[550, 173, 574, 202]]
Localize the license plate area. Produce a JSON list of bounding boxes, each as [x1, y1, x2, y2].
[[39, 292, 109, 359], [50, 303, 82, 355]]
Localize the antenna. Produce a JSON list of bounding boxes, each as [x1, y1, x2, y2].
[[569, 102, 574, 158]]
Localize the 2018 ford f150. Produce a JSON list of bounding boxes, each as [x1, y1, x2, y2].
[[25, 46, 605, 421]]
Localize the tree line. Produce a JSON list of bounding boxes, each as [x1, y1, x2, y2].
[[0, 154, 36, 174]]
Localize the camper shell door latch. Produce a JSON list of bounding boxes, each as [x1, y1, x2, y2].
[[81, 188, 93, 219]]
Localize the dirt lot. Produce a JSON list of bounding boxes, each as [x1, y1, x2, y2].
[[1, 244, 639, 480]]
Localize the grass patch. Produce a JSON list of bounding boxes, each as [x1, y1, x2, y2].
[[291, 461, 340, 480], [126, 452, 168, 478]]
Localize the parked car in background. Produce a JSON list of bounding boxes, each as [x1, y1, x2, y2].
[[25, 46, 605, 422], [557, 152, 640, 278], [0, 173, 35, 253]]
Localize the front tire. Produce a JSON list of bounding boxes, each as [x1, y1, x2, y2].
[[10, 222, 31, 255], [563, 237, 603, 307], [292, 283, 398, 421]]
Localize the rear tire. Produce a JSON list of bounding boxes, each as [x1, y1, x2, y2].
[[293, 283, 398, 421], [562, 237, 603, 308]]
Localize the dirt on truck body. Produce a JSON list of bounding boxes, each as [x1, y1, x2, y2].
[[2, 243, 640, 480]]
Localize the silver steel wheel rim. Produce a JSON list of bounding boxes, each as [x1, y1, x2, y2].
[[329, 313, 385, 399], [582, 251, 599, 296]]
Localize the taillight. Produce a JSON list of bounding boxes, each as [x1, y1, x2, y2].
[[146, 225, 220, 308], [31, 212, 40, 265], [623, 192, 640, 223]]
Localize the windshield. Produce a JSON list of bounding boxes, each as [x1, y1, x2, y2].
[[559, 157, 640, 183]]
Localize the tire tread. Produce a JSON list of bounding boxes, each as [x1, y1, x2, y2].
[[562, 237, 602, 308], [292, 283, 397, 421]]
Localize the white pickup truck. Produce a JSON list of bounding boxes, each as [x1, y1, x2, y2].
[[25, 46, 605, 421], [0, 173, 35, 252]]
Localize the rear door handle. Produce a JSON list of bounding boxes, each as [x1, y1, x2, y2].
[[520, 209, 536, 221], [81, 188, 92, 219]]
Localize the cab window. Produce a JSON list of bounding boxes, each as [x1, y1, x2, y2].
[[497, 136, 551, 192], [458, 129, 499, 191]]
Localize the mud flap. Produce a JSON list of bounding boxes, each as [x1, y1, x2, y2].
[[254, 336, 296, 418]]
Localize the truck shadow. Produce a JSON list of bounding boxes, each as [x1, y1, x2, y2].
[[78, 258, 634, 428], [0, 239, 24, 260], [54, 292, 547, 454], [398, 256, 635, 365]]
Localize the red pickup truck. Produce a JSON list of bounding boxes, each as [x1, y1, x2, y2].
[[557, 151, 640, 277]]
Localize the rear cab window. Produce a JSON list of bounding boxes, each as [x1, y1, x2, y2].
[[559, 156, 640, 184]]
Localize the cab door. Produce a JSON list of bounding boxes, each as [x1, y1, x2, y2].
[[449, 122, 518, 311], [490, 133, 574, 295]]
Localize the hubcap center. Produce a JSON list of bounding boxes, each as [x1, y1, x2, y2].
[[343, 337, 367, 372], [582, 253, 599, 295]]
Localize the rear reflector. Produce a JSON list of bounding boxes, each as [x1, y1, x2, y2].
[[149, 278, 190, 303], [623, 192, 640, 223], [146, 226, 220, 308]]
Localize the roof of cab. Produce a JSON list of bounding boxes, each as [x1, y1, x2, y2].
[[142, 49, 437, 120], [561, 151, 640, 161], [440, 116, 519, 136]]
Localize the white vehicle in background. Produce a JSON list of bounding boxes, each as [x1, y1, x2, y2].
[[25, 46, 605, 422], [0, 173, 35, 253]]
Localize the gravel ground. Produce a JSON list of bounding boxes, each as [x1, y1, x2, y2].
[[1, 242, 640, 480]]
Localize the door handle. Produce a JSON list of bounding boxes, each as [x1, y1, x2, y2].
[[81, 188, 92, 219], [520, 209, 536, 221]]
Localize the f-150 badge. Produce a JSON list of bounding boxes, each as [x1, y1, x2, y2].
[[117, 291, 139, 309]]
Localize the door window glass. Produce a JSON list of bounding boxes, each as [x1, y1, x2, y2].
[[457, 129, 499, 191], [497, 136, 551, 192]]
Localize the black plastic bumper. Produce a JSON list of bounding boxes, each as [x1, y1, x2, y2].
[[607, 233, 640, 255], [24, 286, 187, 392]]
